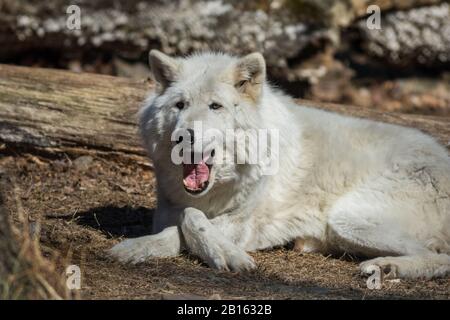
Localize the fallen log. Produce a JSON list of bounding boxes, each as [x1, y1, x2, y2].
[[0, 64, 150, 163], [0, 63, 449, 164]]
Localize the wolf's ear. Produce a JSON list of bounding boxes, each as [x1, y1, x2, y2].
[[234, 52, 266, 102], [149, 50, 179, 90]]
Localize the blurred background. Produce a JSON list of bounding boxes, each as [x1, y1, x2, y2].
[[1, 0, 449, 115]]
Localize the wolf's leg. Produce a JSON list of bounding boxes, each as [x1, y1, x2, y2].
[[327, 181, 450, 279], [181, 207, 256, 271], [330, 207, 450, 279], [152, 196, 180, 234], [360, 254, 450, 279], [109, 226, 182, 263]]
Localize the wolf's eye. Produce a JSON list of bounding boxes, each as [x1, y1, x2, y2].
[[209, 102, 223, 110], [175, 101, 185, 110]]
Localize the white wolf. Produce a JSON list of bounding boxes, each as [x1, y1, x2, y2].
[[110, 50, 450, 280]]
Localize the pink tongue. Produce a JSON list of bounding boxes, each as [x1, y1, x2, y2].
[[183, 160, 210, 191]]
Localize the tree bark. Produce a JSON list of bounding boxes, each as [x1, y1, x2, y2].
[[0, 64, 150, 163], [0, 64, 449, 164]]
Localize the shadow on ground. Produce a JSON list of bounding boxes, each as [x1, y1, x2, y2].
[[73, 206, 155, 238]]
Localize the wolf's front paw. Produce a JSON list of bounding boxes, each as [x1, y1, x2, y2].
[[109, 227, 180, 264], [109, 237, 160, 264], [204, 243, 256, 272]]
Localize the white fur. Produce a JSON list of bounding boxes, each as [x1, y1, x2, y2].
[[110, 51, 450, 280]]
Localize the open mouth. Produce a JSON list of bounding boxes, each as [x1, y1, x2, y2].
[[182, 157, 213, 194]]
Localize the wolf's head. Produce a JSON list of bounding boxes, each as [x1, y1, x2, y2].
[[140, 50, 271, 198]]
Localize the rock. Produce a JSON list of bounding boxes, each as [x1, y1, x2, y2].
[[355, 3, 450, 67], [0, 0, 333, 81], [285, 0, 442, 27]]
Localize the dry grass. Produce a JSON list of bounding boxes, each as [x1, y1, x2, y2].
[[0, 185, 72, 299]]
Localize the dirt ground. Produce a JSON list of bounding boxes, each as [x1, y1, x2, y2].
[[1, 150, 449, 300]]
